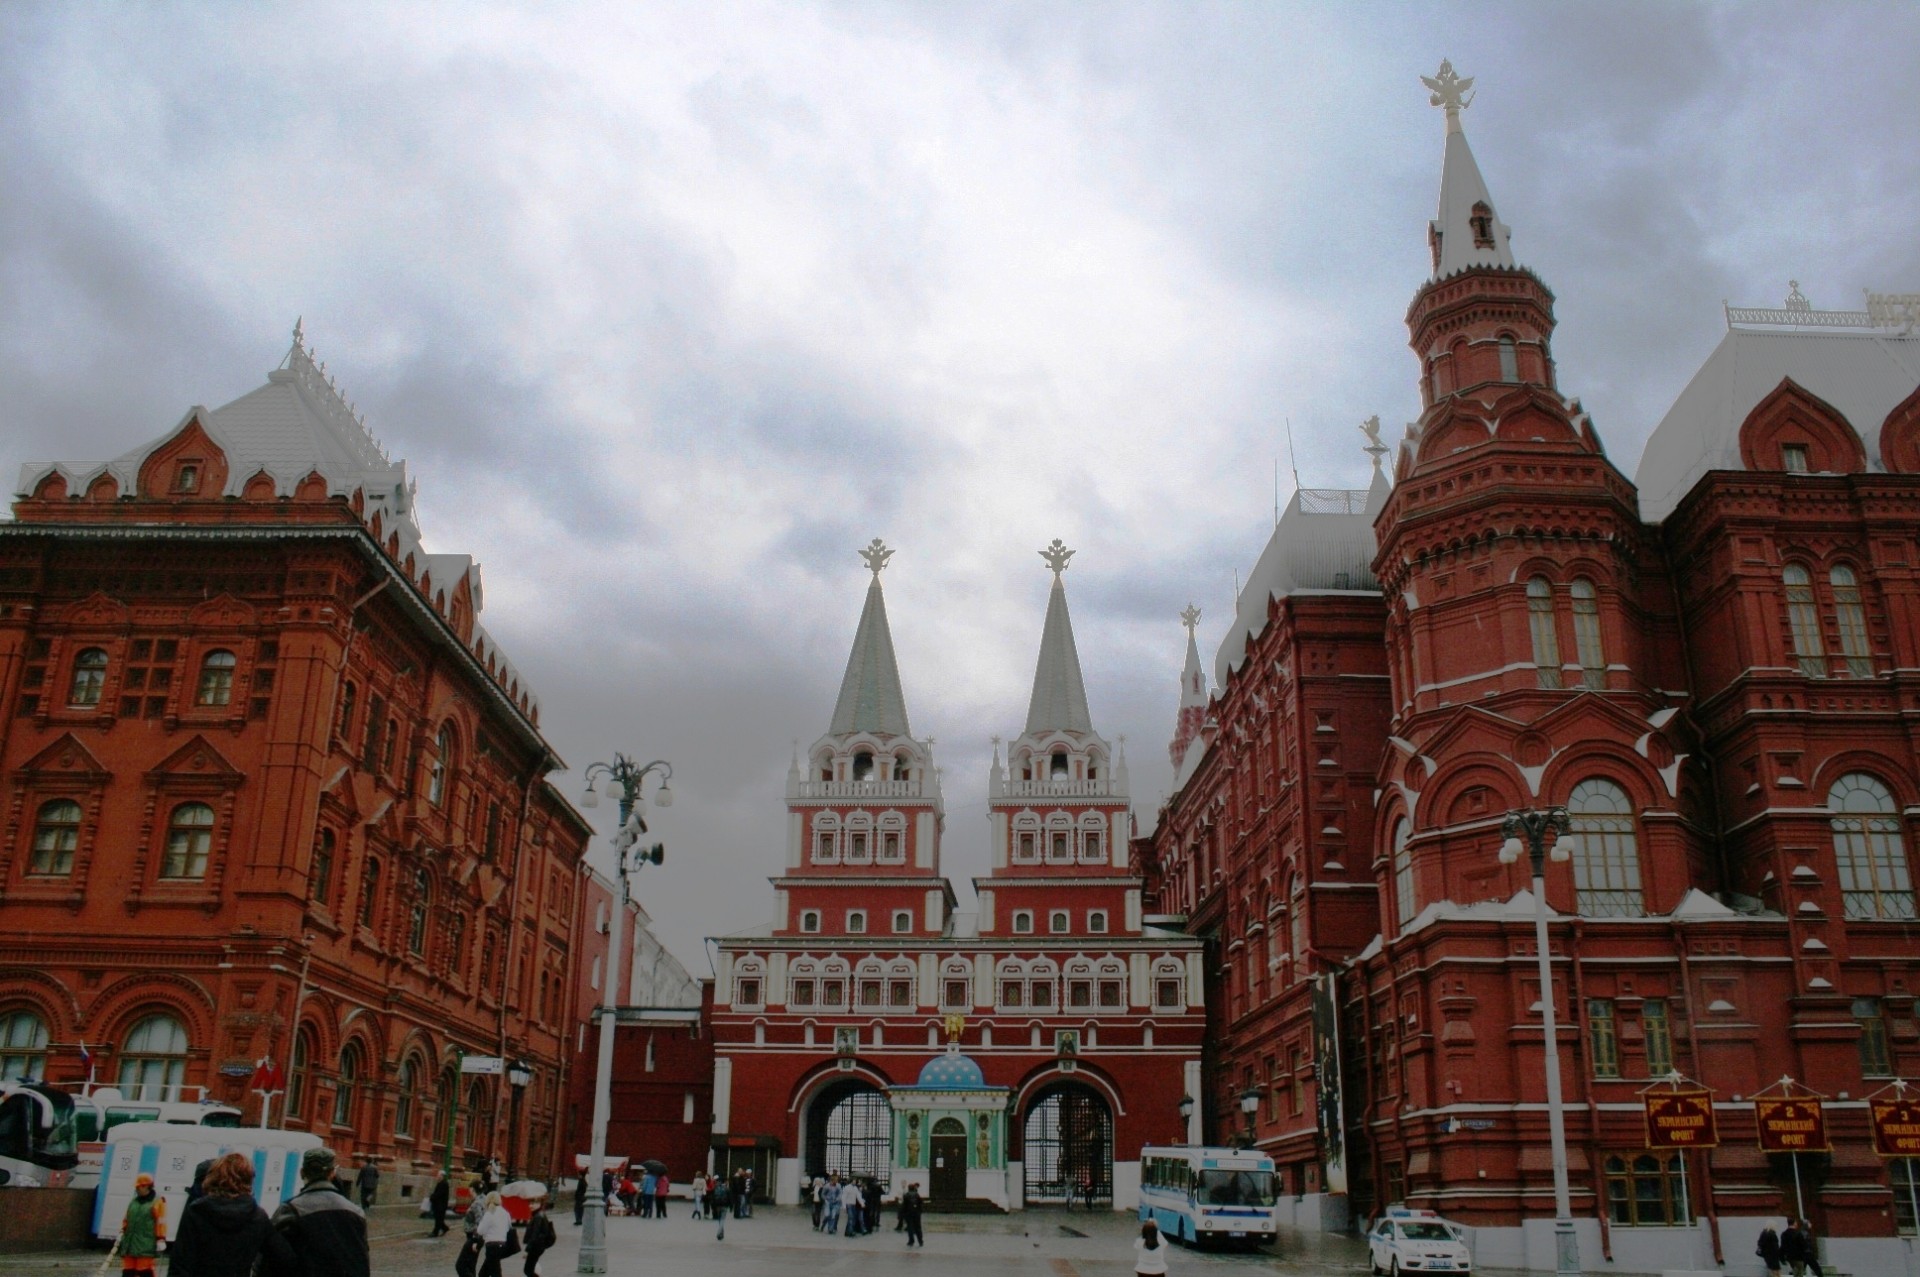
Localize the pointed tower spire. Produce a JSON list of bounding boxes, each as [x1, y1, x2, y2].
[[1025, 540, 1094, 736], [1422, 60, 1513, 278], [1169, 604, 1208, 766], [828, 539, 912, 736]]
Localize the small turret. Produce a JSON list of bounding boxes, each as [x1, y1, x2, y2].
[[1168, 605, 1208, 767]]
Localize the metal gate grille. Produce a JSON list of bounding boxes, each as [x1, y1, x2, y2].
[[804, 1079, 892, 1184], [1023, 1084, 1112, 1205]]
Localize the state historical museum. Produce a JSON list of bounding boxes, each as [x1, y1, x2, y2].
[[1143, 64, 1920, 1274]]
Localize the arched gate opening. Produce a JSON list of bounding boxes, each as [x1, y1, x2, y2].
[[1022, 1081, 1112, 1207]]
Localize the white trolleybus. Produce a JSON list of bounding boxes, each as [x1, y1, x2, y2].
[[1137, 1145, 1279, 1248], [0, 1080, 80, 1188]]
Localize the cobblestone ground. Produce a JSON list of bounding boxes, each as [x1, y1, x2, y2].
[[8, 1203, 1374, 1277]]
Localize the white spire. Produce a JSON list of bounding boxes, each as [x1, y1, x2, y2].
[[1178, 604, 1206, 711], [1024, 540, 1095, 736], [828, 539, 913, 737], [1423, 60, 1514, 278]]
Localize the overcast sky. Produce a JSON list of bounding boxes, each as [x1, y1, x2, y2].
[[5, 2, 1917, 973]]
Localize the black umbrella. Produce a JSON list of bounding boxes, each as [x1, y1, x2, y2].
[[639, 1159, 669, 1175]]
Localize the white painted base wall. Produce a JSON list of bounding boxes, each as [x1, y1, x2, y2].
[[1273, 1192, 1348, 1233], [1111, 1160, 1141, 1212], [774, 1157, 800, 1205]]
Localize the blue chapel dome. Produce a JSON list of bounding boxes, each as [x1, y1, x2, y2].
[[916, 1050, 985, 1089]]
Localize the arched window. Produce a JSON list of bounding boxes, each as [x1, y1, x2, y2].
[[1013, 814, 1041, 864], [429, 726, 453, 806], [1497, 336, 1519, 382], [195, 650, 237, 706], [359, 858, 381, 929], [0, 1010, 49, 1081], [408, 869, 432, 955], [892, 753, 911, 782], [812, 814, 840, 864], [30, 798, 82, 876], [382, 718, 399, 774], [1831, 566, 1872, 677], [1391, 819, 1415, 930], [118, 1013, 188, 1100], [1470, 202, 1495, 249], [68, 648, 109, 706], [333, 1042, 362, 1127], [1568, 778, 1644, 917], [1289, 878, 1307, 961], [852, 751, 874, 782], [1570, 579, 1605, 689], [288, 1026, 315, 1121], [1050, 749, 1070, 779], [1829, 773, 1915, 920], [1527, 578, 1562, 688], [1784, 564, 1825, 677], [161, 803, 215, 879], [311, 830, 334, 906], [446, 914, 467, 976], [395, 1055, 420, 1139]]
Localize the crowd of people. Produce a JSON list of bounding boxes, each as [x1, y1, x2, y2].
[[119, 1146, 373, 1277], [802, 1172, 922, 1245]]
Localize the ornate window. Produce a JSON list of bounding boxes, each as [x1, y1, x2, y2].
[[29, 798, 82, 876], [1831, 566, 1872, 677], [1049, 909, 1070, 934], [845, 814, 872, 864], [68, 648, 109, 706], [812, 815, 840, 864], [799, 910, 821, 934], [161, 803, 216, 879], [396, 1055, 419, 1138], [333, 1042, 362, 1127], [942, 963, 971, 1010], [1830, 773, 1914, 920], [1784, 564, 1825, 677], [359, 859, 381, 929], [846, 909, 867, 934], [1047, 814, 1073, 864], [118, 1013, 188, 1100], [429, 726, 453, 806], [1087, 910, 1108, 934], [1527, 578, 1562, 688], [195, 650, 237, 706], [891, 909, 912, 934], [1587, 1000, 1619, 1078], [879, 813, 906, 864], [1857, 998, 1893, 1075], [1154, 960, 1185, 1010], [1570, 579, 1605, 689], [337, 681, 357, 741], [1604, 1154, 1689, 1226], [1013, 814, 1041, 864], [0, 1010, 49, 1081], [445, 914, 466, 977], [1012, 909, 1034, 935], [408, 869, 432, 954], [733, 959, 764, 1007], [1782, 443, 1810, 473], [311, 830, 335, 906], [1567, 779, 1644, 917], [1642, 999, 1672, 1076], [1497, 336, 1519, 381], [1391, 819, 1414, 930], [288, 1027, 315, 1120]]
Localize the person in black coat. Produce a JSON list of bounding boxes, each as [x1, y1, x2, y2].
[[573, 1174, 587, 1226], [266, 1147, 370, 1277], [900, 1186, 924, 1248], [1757, 1224, 1784, 1276], [522, 1204, 557, 1277], [430, 1171, 453, 1237], [170, 1153, 275, 1277]]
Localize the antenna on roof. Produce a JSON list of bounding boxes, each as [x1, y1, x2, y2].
[[1284, 416, 1302, 496], [1233, 568, 1241, 601], [1273, 458, 1280, 529]]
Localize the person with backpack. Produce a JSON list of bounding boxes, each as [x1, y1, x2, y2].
[[521, 1203, 556, 1277], [710, 1177, 729, 1241]]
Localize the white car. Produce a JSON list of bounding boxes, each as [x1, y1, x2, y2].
[[1368, 1210, 1473, 1274]]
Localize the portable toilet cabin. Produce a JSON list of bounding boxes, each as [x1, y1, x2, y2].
[[95, 1127, 321, 1242]]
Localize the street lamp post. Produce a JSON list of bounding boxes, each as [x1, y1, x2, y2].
[[1238, 1086, 1261, 1149], [1500, 806, 1581, 1277], [576, 755, 672, 1276], [1178, 1094, 1195, 1146], [506, 1060, 532, 1181]]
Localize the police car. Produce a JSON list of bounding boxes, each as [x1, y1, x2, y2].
[[1368, 1207, 1472, 1274]]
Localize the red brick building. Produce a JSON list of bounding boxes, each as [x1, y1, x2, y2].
[[1145, 67, 1920, 1273], [711, 542, 1204, 1210], [0, 327, 595, 1195]]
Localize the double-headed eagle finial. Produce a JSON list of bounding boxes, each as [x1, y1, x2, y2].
[[1180, 604, 1201, 637], [859, 538, 894, 577], [1422, 59, 1474, 131], [1039, 539, 1075, 579]]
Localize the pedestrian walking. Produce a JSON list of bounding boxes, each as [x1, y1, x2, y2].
[[265, 1147, 370, 1277], [571, 1174, 585, 1227], [431, 1171, 453, 1236], [711, 1179, 728, 1241], [521, 1204, 556, 1277], [1798, 1219, 1825, 1277], [900, 1186, 924, 1249], [1133, 1220, 1170, 1276], [810, 1176, 825, 1230], [1757, 1224, 1783, 1277], [638, 1169, 655, 1218], [1780, 1219, 1823, 1277], [168, 1153, 273, 1277], [354, 1158, 380, 1210], [653, 1170, 669, 1220], [473, 1191, 516, 1277], [118, 1172, 167, 1276], [822, 1174, 842, 1234], [839, 1176, 862, 1237]]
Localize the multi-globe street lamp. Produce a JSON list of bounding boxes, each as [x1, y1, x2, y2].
[[1238, 1086, 1261, 1148], [1499, 806, 1581, 1277], [575, 755, 672, 1275], [1178, 1094, 1195, 1145]]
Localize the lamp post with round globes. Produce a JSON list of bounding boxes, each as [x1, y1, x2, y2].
[[1500, 806, 1581, 1276], [1238, 1086, 1261, 1149], [1178, 1094, 1195, 1145], [575, 755, 672, 1275]]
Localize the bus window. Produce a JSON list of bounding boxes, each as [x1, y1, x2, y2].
[[201, 1111, 242, 1128], [105, 1108, 158, 1133], [1198, 1169, 1277, 1207]]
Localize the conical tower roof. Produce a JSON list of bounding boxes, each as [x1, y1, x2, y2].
[[1422, 59, 1513, 278], [828, 539, 912, 737], [1024, 540, 1094, 736]]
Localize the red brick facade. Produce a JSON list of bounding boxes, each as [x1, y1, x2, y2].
[[0, 335, 594, 1195]]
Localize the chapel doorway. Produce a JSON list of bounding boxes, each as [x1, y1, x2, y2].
[[930, 1117, 968, 1202]]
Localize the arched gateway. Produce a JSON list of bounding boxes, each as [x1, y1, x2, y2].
[[1022, 1081, 1113, 1206], [803, 1076, 891, 1183]]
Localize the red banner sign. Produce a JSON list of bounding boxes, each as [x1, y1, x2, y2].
[[1645, 1089, 1718, 1149], [1871, 1097, 1920, 1157], [1755, 1096, 1828, 1152]]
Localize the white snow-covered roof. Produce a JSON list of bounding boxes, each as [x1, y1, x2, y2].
[[1214, 468, 1390, 688], [1635, 303, 1920, 521]]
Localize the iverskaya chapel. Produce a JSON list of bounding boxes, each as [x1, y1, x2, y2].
[[4, 60, 1920, 1277]]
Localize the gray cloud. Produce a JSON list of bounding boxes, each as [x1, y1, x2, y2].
[[4, 1, 1916, 966]]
